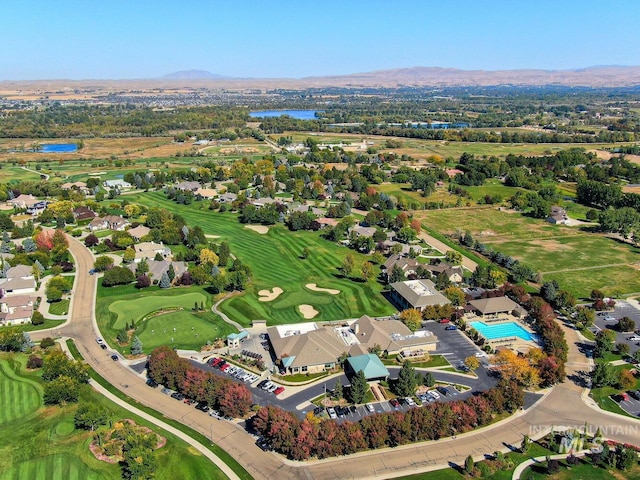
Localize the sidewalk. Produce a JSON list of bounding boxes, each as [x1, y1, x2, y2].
[[58, 339, 241, 480]]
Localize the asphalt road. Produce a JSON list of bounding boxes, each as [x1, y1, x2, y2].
[[31, 236, 640, 480]]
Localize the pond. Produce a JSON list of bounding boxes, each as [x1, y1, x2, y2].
[[40, 143, 78, 153], [249, 110, 322, 120]]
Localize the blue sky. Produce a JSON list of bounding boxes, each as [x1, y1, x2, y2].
[[2, 0, 639, 80]]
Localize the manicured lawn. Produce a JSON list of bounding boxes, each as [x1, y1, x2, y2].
[[522, 455, 640, 479], [96, 286, 234, 354], [545, 265, 640, 299], [8, 319, 65, 333], [0, 359, 42, 425], [1, 453, 106, 480], [108, 292, 207, 329], [66, 341, 252, 480], [0, 353, 225, 480], [137, 310, 234, 352], [48, 300, 70, 316], [124, 191, 395, 326]]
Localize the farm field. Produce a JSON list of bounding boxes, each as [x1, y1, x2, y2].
[[124, 191, 395, 325], [415, 207, 640, 298], [272, 132, 620, 160], [0, 354, 223, 480], [96, 286, 235, 353]]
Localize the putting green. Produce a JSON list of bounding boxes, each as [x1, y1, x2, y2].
[[136, 310, 235, 352], [109, 292, 207, 329]]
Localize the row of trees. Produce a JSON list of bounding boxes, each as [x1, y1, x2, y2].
[[147, 347, 253, 418], [250, 379, 524, 460]]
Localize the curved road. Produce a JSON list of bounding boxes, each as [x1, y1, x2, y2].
[[32, 236, 640, 480]]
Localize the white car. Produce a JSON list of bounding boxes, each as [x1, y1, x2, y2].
[[365, 404, 375, 413], [327, 407, 337, 419], [627, 335, 640, 342], [405, 397, 416, 406], [429, 390, 441, 400]]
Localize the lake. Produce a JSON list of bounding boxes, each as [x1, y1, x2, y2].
[[249, 110, 321, 120], [40, 143, 78, 153]]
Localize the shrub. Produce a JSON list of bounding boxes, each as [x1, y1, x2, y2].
[[27, 354, 43, 369], [40, 337, 55, 349]]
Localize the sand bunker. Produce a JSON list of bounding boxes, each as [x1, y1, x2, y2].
[[244, 225, 269, 234], [258, 287, 283, 302], [298, 304, 319, 319], [305, 283, 340, 295]]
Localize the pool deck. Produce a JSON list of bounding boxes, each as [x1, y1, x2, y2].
[[466, 314, 539, 351]]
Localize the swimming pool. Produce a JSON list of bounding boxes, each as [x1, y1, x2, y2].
[[470, 321, 534, 341]]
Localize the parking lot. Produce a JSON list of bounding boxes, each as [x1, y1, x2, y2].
[[592, 300, 640, 355], [426, 320, 488, 368], [615, 390, 640, 417]]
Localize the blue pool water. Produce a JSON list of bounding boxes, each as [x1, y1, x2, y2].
[[40, 143, 78, 153], [470, 321, 534, 341], [249, 110, 321, 120]]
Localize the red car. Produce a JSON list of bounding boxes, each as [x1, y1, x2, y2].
[[274, 386, 285, 395], [439, 319, 451, 324], [220, 363, 230, 372]]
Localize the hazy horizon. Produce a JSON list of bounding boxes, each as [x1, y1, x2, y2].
[[2, 0, 640, 81]]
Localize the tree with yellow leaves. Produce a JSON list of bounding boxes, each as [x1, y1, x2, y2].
[[492, 349, 540, 389]]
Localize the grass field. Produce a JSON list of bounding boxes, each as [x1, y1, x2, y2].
[[124, 191, 395, 326], [414, 207, 640, 298], [48, 300, 70, 316], [0, 359, 42, 425], [97, 286, 235, 353], [0, 353, 225, 480]]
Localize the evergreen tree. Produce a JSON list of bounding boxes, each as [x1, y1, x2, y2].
[[395, 361, 419, 397], [159, 272, 171, 289], [348, 370, 368, 404], [131, 336, 143, 355], [422, 372, 435, 387], [334, 380, 343, 400], [465, 455, 475, 475], [167, 264, 175, 281]]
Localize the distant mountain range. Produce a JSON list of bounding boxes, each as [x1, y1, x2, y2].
[[160, 70, 226, 80], [155, 65, 640, 87]]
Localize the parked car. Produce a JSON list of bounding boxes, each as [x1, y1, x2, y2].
[[256, 380, 268, 389], [604, 316, 616, 322], [627, 335, 640, 341], [110, 354, 119, 361], [183, 397, 196, 405], [439, 318, 451, 324], [100, 344, 107, 350], [161, 387, 172, 395], [366, 404, 375, 413], [146, 378, 158, 388], [445, 325, 457, 331], [436, 386, 449, 396], [327, 407, 337, 419], [405, 397, 416, 406], [209, 410, 222, 419], [629, 390, 640, 400], [95, 338, 104, 345], [429, 390, 441, 400], [274, 386, 285, 395], [389, 398, 400, 408], [171, 392, 185, 401], [195, 402, 209, 412]]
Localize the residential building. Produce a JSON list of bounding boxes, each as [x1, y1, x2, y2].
[[424, 262, 464, 283], [128, 225, 151, 242], [195, 188, 217, 199], [0, 295, 34, 326], [382, 254, 419, 281], [0, 264, 36, 295], [133, 242, 171, 263], [175, 181, 202, 191], [547, 206, 570, 225], [7, 194, 40, 210], [103, 179, 132, 190], [73, 206, 97, 222]]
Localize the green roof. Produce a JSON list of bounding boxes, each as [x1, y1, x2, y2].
[[227, 330, 249, 341], [346, 354, 389, 380]]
